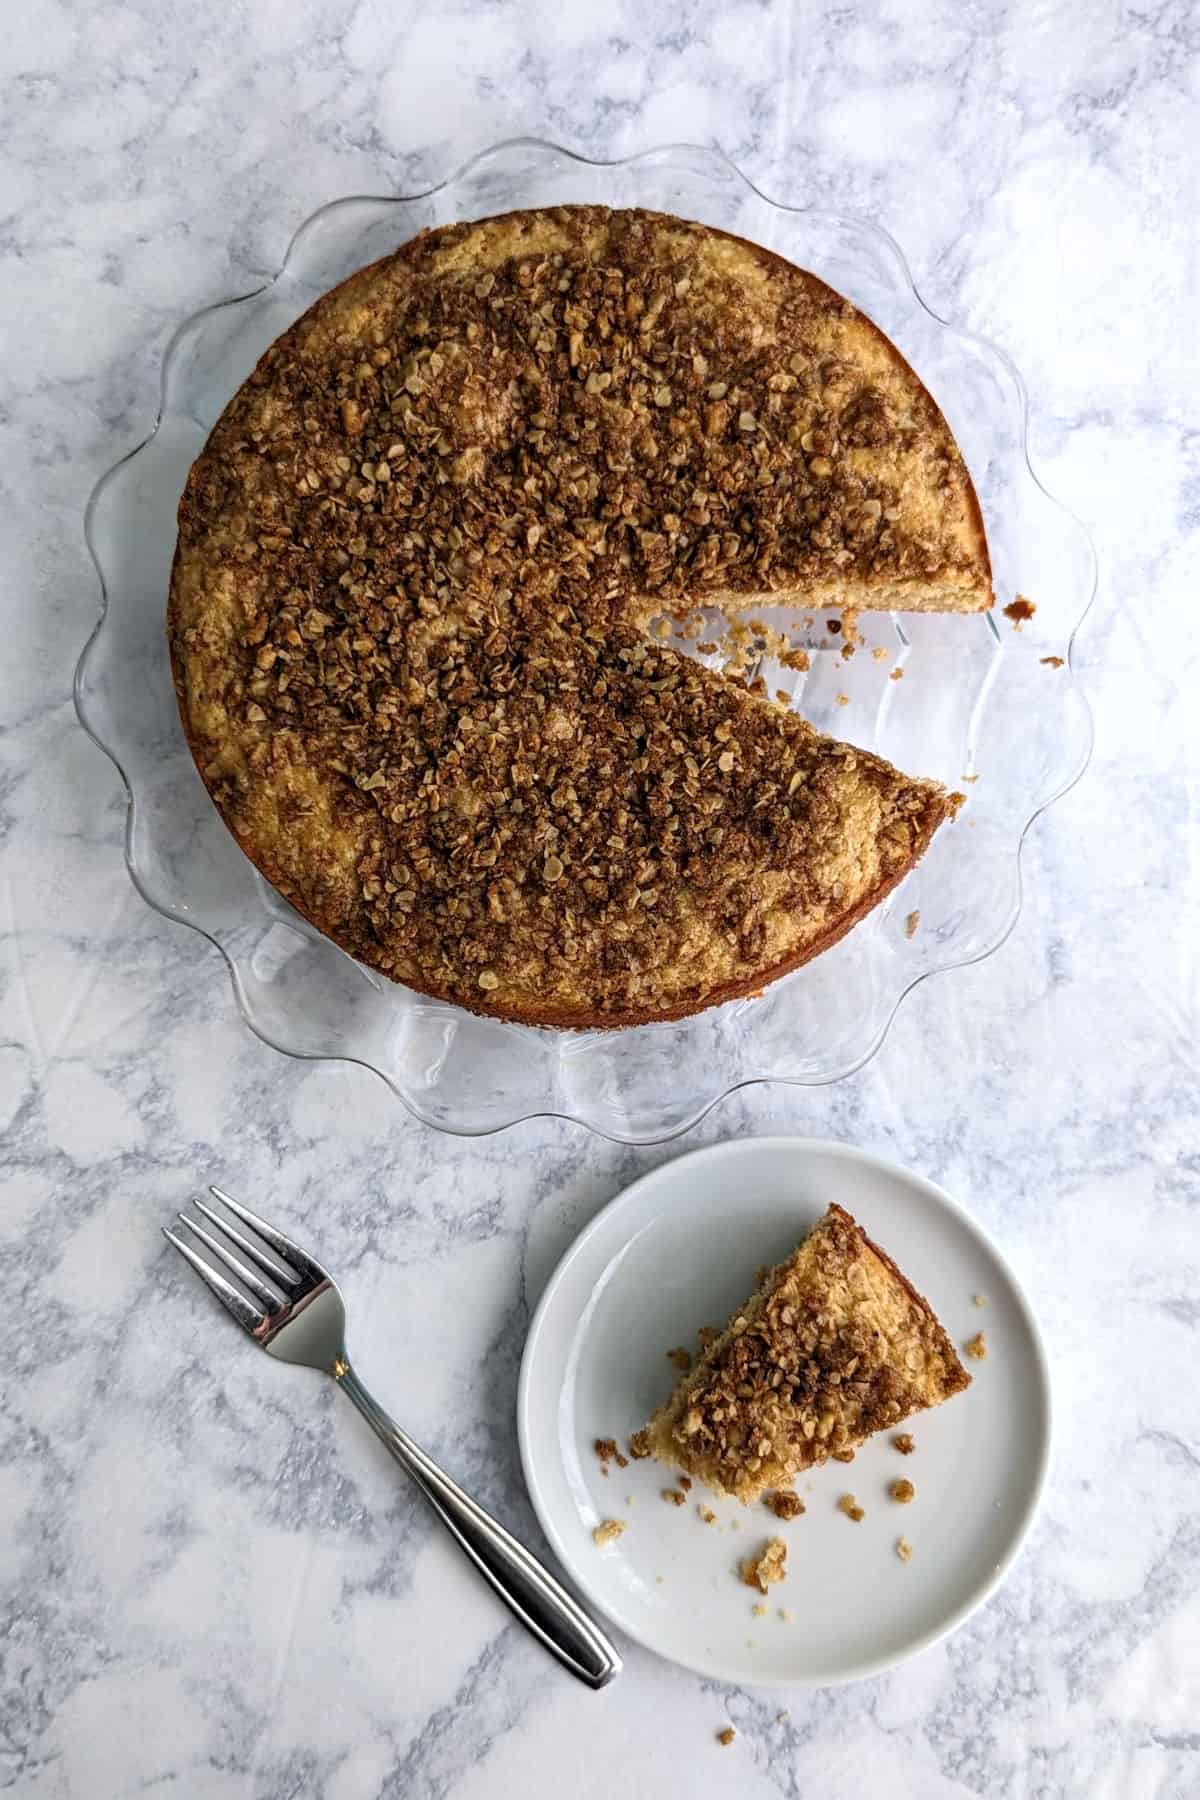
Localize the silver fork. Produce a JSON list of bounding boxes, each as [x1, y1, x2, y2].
[[164, 1187, 621, 1689]]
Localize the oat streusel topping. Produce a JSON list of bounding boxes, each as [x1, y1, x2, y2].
[[643, 1202, 970, 1501], [170, 206, 985, 1025]]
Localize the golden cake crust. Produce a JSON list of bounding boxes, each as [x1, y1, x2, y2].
[[645, 1203, 970, 1501], [169, 206, 987, 1026]]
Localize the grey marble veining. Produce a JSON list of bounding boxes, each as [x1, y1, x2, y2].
[[2, 2, 1197, 1795]]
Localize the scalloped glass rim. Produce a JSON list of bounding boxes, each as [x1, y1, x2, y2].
[[76, 138, 1096, 1144]]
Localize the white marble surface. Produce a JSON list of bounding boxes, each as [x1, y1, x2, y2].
[[2, 2, 1198, 1795]]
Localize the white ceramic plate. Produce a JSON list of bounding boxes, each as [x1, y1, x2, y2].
[[518, 1137, 1051, 1686]]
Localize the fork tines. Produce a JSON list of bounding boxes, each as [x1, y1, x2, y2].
[[163, 1186, 308, 1337]]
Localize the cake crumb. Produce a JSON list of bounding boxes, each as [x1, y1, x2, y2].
[[699, 1505, 718, 1524], [766, 1490, 806, 1520], [741, 1536, 788, 1593], [1040, 655, 1064, 668], [892, 1432, 916, 1455], [896, 1537, 913, 1563], [662, 1487, 687, 1507], [836, 692, 850, 706], [594, 1437, 628, 1470], [904, 909, 920, 939], [872, 645, 890, 662], [679, 1475, 692, 1491], [837, 1494, 865, 1522], [716, 1727, 736, 1747], [889, 666, 905, 681], [592, 1518, 626, 1547], [832, 1448, 856, 1464], [666, 1346, 692, 1373], [973, 1293, 987, 1307], [890, 1479, 916, 1504], [628, 1428, 651, 1460], [1003, 595, 1037, 630], [966, 1331, 988, 1360]]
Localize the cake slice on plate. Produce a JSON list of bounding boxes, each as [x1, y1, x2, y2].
[[644, 1203, 969, 1501]]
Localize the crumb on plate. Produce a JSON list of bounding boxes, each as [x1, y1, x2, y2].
[[904, 909, 920, 939], [741, 1536, 788, 1593], [966, 1331, 988, 1360], [594, 1437, 628, 1470], [837, 1493, 865, 1522], [717, 1727, 736, 1747], [699, 1505, 718, 1524], [892, 1432, 915, 1455], [592, 1518, 626, 1548], [890, 1479, 916, 1504], [1041, 655, 1065, 668], [663, 1487, 687, 1507], [766, 1490, 806, 1520], [628, 1428, 651, 1460], [896, 1537, 913, 1563]]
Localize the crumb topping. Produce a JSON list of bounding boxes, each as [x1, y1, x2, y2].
[[766, 1490, 806, 1519], [892, 1431, 915, 1455], [966, 1331, 988, 1360]]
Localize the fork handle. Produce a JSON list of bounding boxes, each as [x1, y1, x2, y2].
[[335, 1363, 621, 1689]]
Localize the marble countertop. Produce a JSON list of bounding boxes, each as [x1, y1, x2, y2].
[[3, 2, 1197, 1795]]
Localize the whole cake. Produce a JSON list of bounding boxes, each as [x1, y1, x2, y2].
[[169, 205, 990, 1026]]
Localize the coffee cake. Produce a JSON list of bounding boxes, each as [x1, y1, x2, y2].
[[169, 205, 988, 1026], [643, 1203, 969, 1501]]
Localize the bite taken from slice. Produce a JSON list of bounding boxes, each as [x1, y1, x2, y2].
[[644, 1203, 969, 1502]]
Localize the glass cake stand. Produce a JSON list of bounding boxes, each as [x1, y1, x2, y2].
[[76, 139, 1095, 1143]]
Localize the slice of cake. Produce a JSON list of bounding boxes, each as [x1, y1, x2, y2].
[[645, 1203, 969, 1501]]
